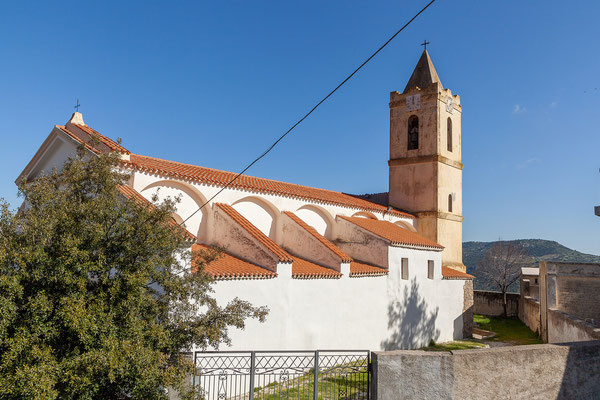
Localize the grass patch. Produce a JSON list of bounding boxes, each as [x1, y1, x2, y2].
[[421, 340, 488, 352], [474, 314, 542, 345]]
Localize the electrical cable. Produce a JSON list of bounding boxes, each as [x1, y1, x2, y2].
[[180, 0, 436, 226]]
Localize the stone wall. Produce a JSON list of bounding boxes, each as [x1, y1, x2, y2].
[[473, 290, 519, 317], [547, 309, 600, 344], [539, 262, 600, 343], [462, 280, 473, 337], [556, 277, 600, 321], [519, 296, 540, 335], [372, 341, 600, 400]]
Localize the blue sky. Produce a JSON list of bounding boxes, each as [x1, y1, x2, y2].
[[1, 1, 599, 254]]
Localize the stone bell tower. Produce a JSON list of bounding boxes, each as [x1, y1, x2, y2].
[[388, 49, 465, 271]]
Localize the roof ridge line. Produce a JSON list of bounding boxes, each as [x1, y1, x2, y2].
[[123, 154, 415, 219]]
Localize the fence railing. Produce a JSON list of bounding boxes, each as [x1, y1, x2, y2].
[[193, 350, 370, 399]]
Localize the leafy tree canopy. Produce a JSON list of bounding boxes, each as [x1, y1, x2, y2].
[[0, 150, 267, 399]]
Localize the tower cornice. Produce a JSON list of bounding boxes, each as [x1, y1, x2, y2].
[[388, 154, 463, 170], [415, 211, 464, 222]]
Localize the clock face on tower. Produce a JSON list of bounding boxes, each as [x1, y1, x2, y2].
[[446, 96, 454, 113]]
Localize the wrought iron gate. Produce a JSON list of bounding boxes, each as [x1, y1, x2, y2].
[[193, 350, 371, 399]]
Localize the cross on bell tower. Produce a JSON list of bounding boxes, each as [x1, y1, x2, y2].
[[420, 40, 430, 51], [74, 99, 81, 112]]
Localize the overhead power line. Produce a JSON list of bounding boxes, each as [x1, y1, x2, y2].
[[180, 0, 436, 226]]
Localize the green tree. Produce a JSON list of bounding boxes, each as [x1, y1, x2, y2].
[[0, 150, 267, 399]]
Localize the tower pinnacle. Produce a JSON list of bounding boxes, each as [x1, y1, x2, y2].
[[403, 50, 442, 93]]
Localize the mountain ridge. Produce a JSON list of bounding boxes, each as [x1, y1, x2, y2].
[[463, 239, 600, 291]]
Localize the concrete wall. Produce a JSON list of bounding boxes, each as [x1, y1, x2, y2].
[[473, 290, 519, 317], [372, 341, 600, 400], [519, 296, 541, 335], [547, 309, 600, 344]]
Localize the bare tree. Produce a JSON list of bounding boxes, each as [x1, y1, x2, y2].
[[475, 241, 528, 317]]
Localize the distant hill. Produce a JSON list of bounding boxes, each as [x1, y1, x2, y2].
[[464, 239, 600, 291]]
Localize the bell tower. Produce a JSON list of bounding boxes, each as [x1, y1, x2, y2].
[[388, 49, 465, 271]]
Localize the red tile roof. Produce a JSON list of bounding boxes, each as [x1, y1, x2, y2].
[[215, 203, 293, 263], [56, 125, 102, 155], [350, 261, 388, 277], [72, 123, 130, 154], [292, 256, 342, 279], [283, 211, 352, 263], [442, 266, 474, 280], [193, 244, 276, 279], [338, 216, 443, 249], [58, 121, 414, 219], [123, 153, 414, 219], [117, 185, 197, 242]]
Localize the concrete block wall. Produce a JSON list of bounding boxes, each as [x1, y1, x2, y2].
[[473, 290, 519, 317], [372, 341, 600, 400]]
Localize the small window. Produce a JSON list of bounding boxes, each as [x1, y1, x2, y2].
[[428, 260, 434, 279], [447, 117, 453, 152], [401, 258, 409, 280], [534, 278, 538, 284], [448, 194, 453, 213], [407, 115, 419, 150]]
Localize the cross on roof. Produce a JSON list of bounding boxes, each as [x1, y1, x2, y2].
[[74, 99, 81, 112], [421, 40, 430, 51]]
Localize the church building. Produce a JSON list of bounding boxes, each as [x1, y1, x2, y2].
[[17, 50, 473, 350]]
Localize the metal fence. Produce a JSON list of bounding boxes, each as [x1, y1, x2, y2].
[[193, 350, 370, 399]]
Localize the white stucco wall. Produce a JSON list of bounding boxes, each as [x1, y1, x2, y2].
[[139, 180, 206, 238], [206, 247, 466, 351], [294, 206, 331, 237], [232, 198, 277, 238], [26, 134, 79, 180]]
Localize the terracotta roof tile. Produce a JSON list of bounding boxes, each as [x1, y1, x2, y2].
[[338, 216, 443, 250], [283, 211, 352, 263], [442, 266, 474, 280], [350, 261, 388, 277], [56, 125, 102, 155], [215, 203, 293, 263], [193, 244, 276, 280], [72, 123, 130, 154], [123, 153, 414, 219], [292, 256, 342, 279], [117, 185, 197, 242]]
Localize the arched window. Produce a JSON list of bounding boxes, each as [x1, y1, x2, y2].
[[408, 115, 419, 150], [447, 117, 453, 152], [448, 194, 453, 213]]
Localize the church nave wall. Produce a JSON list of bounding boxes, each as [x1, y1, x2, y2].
[[204, 246, 466, 351]]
